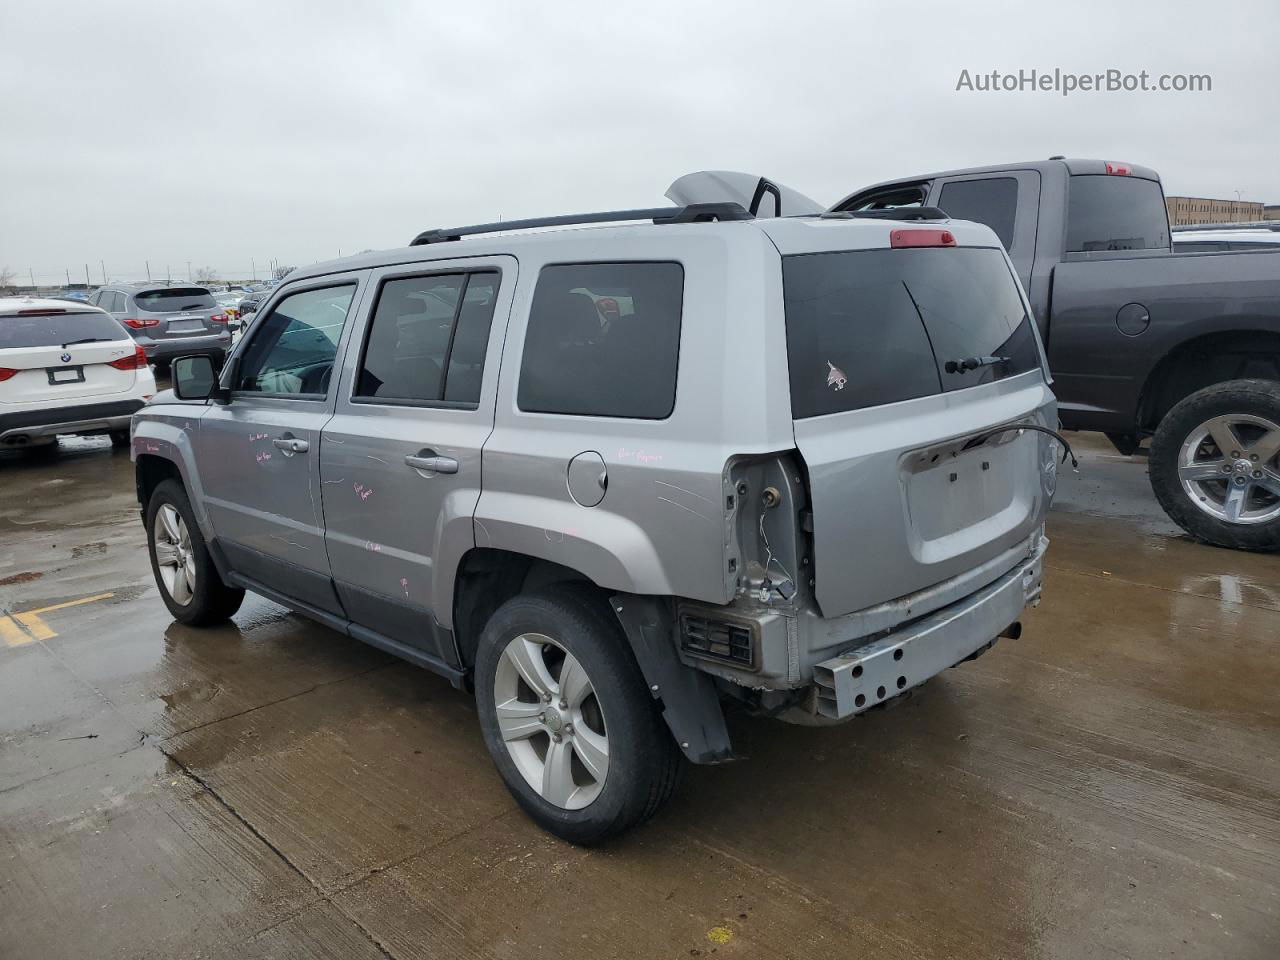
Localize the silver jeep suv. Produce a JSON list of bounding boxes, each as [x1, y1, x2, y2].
[[132, 193, 1060, 843]]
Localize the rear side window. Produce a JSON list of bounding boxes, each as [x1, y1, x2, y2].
[[518, 262, 683, 419], [784, 247, 1041, 419], [0, 310, 126, 349], [1066, 176, 1170, 252], [355, 271, 499, 406], [135, 288, 217, 312], [937, 178, 1018, 250]]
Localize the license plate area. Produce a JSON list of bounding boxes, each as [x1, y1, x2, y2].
[[167, 319, 204, 333], [47, 366, 85, 385], [903, 426, 1036, 555]]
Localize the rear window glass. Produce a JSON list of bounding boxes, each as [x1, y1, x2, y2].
[[1066, 176, 1170, 252], [0, 310, 126, 349], [518, 262, 683, 419], [783, 247, 1041, 419], [937, 177, 1018, 250], [135, 288, 216, 312]]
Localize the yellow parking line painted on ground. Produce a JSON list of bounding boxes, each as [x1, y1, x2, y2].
[[1, 614, 34, 648], [1, 592, 115, 648]]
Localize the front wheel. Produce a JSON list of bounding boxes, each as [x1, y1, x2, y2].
[[474, 586, 682, 845], [145, 479, 245, 624], [1149, 379, 1280, 551]]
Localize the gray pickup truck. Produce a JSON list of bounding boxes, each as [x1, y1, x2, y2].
[[834, 159, 1280, 551]]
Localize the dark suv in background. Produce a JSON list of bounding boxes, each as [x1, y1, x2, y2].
[[91, 283, 232, 371]]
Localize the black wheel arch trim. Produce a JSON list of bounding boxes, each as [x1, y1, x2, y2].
[[609, 592, 735, 765]]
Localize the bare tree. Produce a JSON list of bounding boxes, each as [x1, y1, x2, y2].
[[194, 266, 219, 284], [0, 265, 16, 292]]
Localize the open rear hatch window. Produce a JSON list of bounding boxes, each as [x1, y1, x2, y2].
[[783, 246, 1040, 418]]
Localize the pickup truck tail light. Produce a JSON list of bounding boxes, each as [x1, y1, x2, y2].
[[1104, 162, 1132, 176], [890, 228, 956, 248], [108, 346, 149, 370], [123, 317, 160, 329], [0, 368, 18, 382]]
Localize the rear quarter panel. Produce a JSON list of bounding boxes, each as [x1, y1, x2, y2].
[[1047, 249, 1280, 430]]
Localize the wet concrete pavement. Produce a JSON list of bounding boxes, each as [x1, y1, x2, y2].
[[1, 433, 1277, 959]]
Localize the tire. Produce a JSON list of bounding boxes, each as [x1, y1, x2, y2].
[[145, 479, 245, 624], [474, 585, 682, 845], [109, 430, 130, 448], [1149, 379, 1280, 552]]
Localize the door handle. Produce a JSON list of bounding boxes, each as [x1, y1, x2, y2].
[[273, 436, 309, 454], [405, 453, 459, 475]]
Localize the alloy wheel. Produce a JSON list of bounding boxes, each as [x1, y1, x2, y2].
[[153, 503, 196, 605], [493, 632, 609, 810], [1178, 414, 1280, 525]]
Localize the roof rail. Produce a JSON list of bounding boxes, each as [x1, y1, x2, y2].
[[409, 203, 752, 246], [821, 207, 950, 222]]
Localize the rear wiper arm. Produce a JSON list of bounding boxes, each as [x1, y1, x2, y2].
[[61, 337, 112, 347], [944, 355, 1009, 374]]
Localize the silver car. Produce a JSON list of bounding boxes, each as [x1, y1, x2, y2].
[[92, 282, 232, 370], [132, 191, 1061, 843]]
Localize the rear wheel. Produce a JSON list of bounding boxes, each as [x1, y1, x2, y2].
[[109, 430, 130, 448], [1149, 379, 1280, 551], [474, 586, 681, 844], [145, 479, 244, 624]]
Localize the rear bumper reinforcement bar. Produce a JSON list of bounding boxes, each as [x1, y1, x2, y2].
[[813, 535, 1047, 720]]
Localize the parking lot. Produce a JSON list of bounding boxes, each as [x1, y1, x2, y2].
[[0, 432, 1276, 959]]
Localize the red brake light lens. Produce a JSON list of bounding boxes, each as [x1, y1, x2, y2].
[[123, 317, 160, 328], [0, 368, 18, 382], [1104, 161, 1132, 176], [16, 308, 69, 316], [210, 313, 228, 324], [109, 346, 149, 371], [890, 228, 957, 248]]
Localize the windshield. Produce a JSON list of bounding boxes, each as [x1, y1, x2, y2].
[[135, 288, 217, 312], [783, 246, 1041, 419], [0, 310, 126, 349]]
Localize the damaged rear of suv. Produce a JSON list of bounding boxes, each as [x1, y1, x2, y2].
[[136, 196, 1060, 844]]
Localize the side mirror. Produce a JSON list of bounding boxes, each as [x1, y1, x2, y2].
[[172, 355, 222, 402]]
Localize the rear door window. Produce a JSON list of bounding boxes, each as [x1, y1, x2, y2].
[[354, 270, 499, 406], [518, 262, 683, 419], [783, 247, 1041, 418], [0, 310, 126, 348], [1066, 176, 1170, 252], [937, 177, 1018, 250], [135, 288, 217, 312]]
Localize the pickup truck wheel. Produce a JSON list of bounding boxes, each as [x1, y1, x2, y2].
[[474, 586, 682, 845], [1149, 380, 1280, 551], [145, 479, 245, 624]]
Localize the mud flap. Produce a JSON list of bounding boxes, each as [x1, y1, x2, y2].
[[609, 593, 735, 764]]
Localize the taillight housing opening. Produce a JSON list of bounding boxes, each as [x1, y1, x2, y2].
[[890, 228, 957, 248], [123, 317, 160, 329], [1104, 161, 1132, 176], [109, 346, 149, 371]]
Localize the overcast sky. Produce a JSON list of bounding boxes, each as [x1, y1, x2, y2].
[[2, 0, 1277, 284]]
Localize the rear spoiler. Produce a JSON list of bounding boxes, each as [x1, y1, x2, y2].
[[665, 171, 824, 218]]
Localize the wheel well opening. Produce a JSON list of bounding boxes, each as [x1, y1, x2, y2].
[[135, 455, 183, 509], [1139, 331, 1280, 432], [452, 549, 596, 672]]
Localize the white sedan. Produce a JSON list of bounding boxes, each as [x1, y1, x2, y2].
[[0, 297, 156, 449]]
